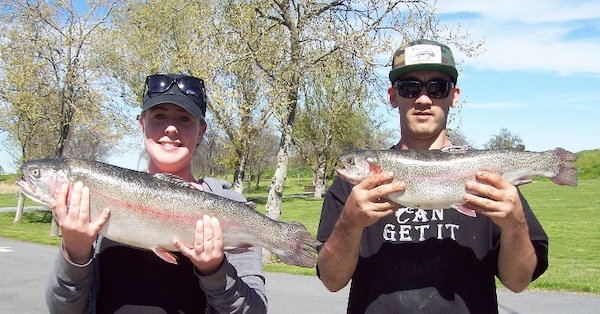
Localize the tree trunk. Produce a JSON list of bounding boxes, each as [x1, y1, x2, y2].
[[313, 156, 327, 198], [255, 174, 261, 189], [233, 154, 247, 194], [49, 214, 60, 237], [13, 193, 25, 223], [263, 122, 294, 263]]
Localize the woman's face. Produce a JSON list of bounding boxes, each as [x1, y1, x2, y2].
[[139, 103, 206, 174]]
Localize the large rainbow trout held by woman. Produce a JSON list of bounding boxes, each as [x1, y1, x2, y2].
[[17, 158, 320, 268], [335, 147, 578, 217]]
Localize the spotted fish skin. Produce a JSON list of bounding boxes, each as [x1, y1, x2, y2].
[[335, 147, 578, 215], [16, 158, 320, 268]]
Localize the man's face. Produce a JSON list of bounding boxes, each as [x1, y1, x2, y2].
[[389, 70, 460, 142]]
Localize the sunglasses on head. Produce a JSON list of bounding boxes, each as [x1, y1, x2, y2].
[[144, 74, 206, 101], [393, 79, 455, 99]]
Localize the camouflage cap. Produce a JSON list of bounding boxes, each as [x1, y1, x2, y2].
[[389, 39, 458, 83]]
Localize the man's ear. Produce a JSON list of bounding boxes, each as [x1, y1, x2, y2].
[[451, 86, 461, 108], [388, 86, 399, 108]]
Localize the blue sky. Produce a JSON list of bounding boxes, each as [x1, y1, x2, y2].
[[432, 0, 600, 152], [2, 0, 599, 173]]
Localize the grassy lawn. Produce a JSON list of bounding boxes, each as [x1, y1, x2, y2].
[[1, 178, 599, 293], [519, 179, 600, 293]]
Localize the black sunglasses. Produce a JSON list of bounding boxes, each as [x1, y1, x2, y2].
[[144, 74, 206, 101], [393, 79, 455, 99]]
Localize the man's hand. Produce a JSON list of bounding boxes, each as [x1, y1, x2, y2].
[[340, 171, 405, 229], [463, 171, 526, 230]]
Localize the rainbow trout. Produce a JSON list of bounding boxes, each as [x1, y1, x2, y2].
[[335, 147, 578, 216], [17, 158, 320, 268]]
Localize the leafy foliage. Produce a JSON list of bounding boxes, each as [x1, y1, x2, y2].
[[484, 128, 524, 149], [574, 149, 600, 179]]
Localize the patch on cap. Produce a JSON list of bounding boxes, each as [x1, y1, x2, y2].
[[389, 39, 458, 83], [404, 44, 443, 66]]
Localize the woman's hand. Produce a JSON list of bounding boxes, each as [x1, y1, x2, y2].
[[54, 181, 110, 264], [174, 215, 225, 275]]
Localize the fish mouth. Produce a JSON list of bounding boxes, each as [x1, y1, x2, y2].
[[16, 178, 35, 194], [16, 179, 54, 208], [334, 165, 347, 175], [334, 165, 363, 185], [333, 162, 364, 185]]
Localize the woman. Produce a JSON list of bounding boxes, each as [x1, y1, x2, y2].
[[45, 74, 267, 313]]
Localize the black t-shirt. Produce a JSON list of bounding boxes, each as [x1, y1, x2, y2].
[[96, 239, 207, 313], [317, 176, 549, 314]]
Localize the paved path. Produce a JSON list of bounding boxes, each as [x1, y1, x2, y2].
[[0, 206, 44, 213], [2, 237, 600, 313]]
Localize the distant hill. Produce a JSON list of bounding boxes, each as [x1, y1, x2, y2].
[[575, 149, 600, 179]]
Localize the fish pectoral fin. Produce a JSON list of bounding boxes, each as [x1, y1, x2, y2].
[[453, 204, 477, 217], [366, 157, 383, 173], [512, 178, 533, 186], [151, 247, 179, 264], [224, 244, 253, 254]]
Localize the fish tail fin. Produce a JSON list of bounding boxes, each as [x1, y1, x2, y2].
[[551, 163, 578, 187], [551, 148, 578, 187], [273, 222, 320, 268]]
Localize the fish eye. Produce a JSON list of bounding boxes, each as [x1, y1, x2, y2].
[[31, 168, 40, 178], [347, 157, 355, 166]]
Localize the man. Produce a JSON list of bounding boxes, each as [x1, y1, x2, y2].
[[316, 39, 548, 313]]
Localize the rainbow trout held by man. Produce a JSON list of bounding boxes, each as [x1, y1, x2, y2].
[[16, 158, 320, 268], [335, 147, 578, 217]]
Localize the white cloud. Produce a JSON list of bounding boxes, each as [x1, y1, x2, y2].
[[438, 0, 600, 23], [437, 0, 600, 76]]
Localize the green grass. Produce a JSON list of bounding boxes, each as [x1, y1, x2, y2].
[[2, 172, 599, 293], [519, 179, 600, 293], [0, 193, 37, 207], [0, 210, 62, 246], [574, 149, 600, 179]]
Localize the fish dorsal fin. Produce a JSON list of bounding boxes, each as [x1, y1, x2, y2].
[[441, 145, 472, 153], [153, 173, 193, 188]]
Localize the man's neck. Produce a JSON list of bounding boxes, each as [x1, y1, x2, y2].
[[396, 134, 452, 150]]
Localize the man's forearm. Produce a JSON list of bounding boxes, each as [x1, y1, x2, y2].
[[497, 224, 537, 292], [317, 218, 363, 292]]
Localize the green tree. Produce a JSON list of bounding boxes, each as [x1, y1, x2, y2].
[[238, 0, 483, 223], [0, 0, 135, 234], [484, 128, 525, 149], [107, 1, 275, 195], [448, 128, 472, 147], [293, 53, 384, 198], [0, 0, 133, 162]]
